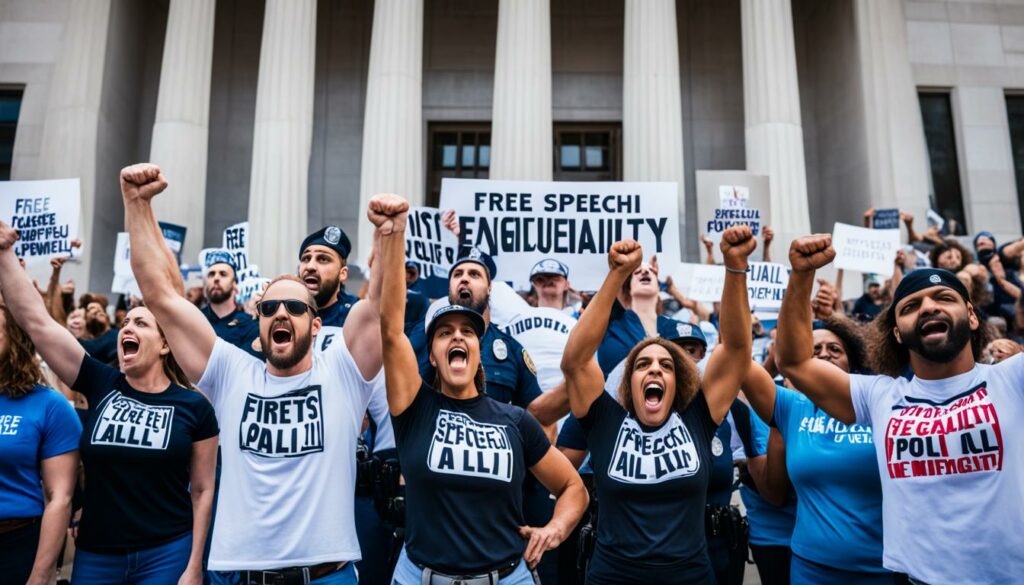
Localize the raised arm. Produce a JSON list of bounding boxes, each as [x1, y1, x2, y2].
[[370, 194, 420, 416], [561, 240, 642, 419], [747, 430, 790, 507], [0, 223, 85, 384], [702, 225, 756, 423], [901, 211, 920, 243], [775, 235, 855, 423], [343, 227, 383, 380], [121, 164, 216, 383]]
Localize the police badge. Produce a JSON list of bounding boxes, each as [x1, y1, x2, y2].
[[493, 338, 508, 361]]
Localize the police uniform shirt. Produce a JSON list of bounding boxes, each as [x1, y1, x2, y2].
[[318, 289, 360, 328], [196, 336, 379, 570], [202, 305, 261, 359], [579, 391, 718, 584], [418, 325, 542, 409], [392, 383, 550, 574], [598, 311, 682, 376], [79, 327, 120, 365], [72, 355, 219, 552]]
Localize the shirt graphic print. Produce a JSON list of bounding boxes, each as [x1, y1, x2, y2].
[[608, 412, 701, 484], [428, 409, 514, 482], [238, 385, 324, 458], [91, 391, 175, 450], [884, 382, 1001, 479]]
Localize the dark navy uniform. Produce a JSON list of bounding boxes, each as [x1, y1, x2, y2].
[[598, 310, 692, 375], [201, 305, 261, 359], [318, 289, 359, 328]]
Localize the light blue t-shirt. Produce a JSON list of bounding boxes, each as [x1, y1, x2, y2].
[[0, 385, 81, 518], [736, 402, 796, 547], [774, 386, 884, 572]]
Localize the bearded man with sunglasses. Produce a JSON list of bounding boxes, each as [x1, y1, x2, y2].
[[120, 163, 385, 585]]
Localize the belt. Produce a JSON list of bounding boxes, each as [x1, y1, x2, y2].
[[418, 560, 520, 585], [0, 517, 39, 534], [241, 561, 345, 585]]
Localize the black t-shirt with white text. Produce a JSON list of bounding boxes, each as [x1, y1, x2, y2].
[[580, 391, 718, 584], [72, 355, 219, 552], [393, 384, 550, 574]]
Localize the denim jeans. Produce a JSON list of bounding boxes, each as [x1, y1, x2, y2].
[[208, 562, 357, 585], [390, 547, 536, 585], [72, 531, 192, 585]]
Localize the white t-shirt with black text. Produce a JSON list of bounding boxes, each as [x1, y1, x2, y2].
[[850, 355, 1024, 585], [198, 337, 380, 570]]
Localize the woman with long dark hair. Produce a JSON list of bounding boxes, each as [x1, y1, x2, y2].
[[0, 302, 80, 585], [371, 194, 587, 584], [0, 222, 218, 585], [559, 227, 756, 584]]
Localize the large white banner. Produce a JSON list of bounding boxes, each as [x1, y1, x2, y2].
[[832, 222, 900, 277], [0, 179, 80, 264], [439, 178, 681, 290]]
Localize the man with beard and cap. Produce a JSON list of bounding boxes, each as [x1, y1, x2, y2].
[[200, 250, 261, 357], [530, 258, 579, 318], [78, 295, 119, 365], [774, 233, 1024, 585], [119, 163, 386, 585], [299, 226, 360, 327]]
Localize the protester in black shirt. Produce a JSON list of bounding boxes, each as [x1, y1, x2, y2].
[[372, 194, 587, 584], [559, 228, 755, 584], [0, 220, 218, 585]]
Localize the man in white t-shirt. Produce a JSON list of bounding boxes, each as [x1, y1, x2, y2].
[[120, 163, 389, 584], [774, 234, 1023, 585]]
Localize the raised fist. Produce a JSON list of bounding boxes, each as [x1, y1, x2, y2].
[[608, 240, 643, 274], [863, 207, 875, 228], [700, 233, 714, 252], [0, 221, 19, 251], [789, 235, 836, 273], [720, 225, 757, 269], [812, 278, 837, 319], [367, 193, 409, 236], [762, 226, 775, 246], [120, 163, 168, 203], [441, 209, 460, 238], [900, 211, 914, 225]]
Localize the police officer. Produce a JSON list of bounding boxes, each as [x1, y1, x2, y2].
[[199, 250, 260, 358], [530, 258, 578, 317], [298, 225, 360, 327]]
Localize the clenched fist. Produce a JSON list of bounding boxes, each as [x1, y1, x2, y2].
[[0, 220, 19, 251], [789, 235, 835, 273], [720, 225, 757, 270], [120, 163, 168, 203], [367, 193, 409, 235], [608, 240, 643, 275]]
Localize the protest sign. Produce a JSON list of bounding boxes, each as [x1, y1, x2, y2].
[[667, 261, 786, 320], [160, 222, 187, 263], [405, 206, 458, 297], [927, 209, 945, 233], [0, 179, 80, 264], [680, 263, 726, 302], [439, 179, 681, 290], [873, 208, 900, 230], [222, 222, 249, 271], [696, 171, 770, 259], [110, 233, 137, 296], [832, 222, 900, 277]]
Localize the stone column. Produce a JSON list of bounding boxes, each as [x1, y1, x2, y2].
[[36, 0, 112, 289], [489, 0, 552, 181], [855, 0, 932, 224], [247, 0, 317, 277], [356, 0, 424, 265], [149, 0, 216, 264], [622, 0, 686, 243], [741, 0, 810, 252]]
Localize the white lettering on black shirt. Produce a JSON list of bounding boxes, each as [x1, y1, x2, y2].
[[91, 392, 174, 450], [427, 410, 514, 482], [608, 414, 701, 484]]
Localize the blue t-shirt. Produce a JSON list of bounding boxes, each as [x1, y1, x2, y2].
[[0, 385, 81, 519], [734, 402, 795, 547], [773, 386, 884, 572]]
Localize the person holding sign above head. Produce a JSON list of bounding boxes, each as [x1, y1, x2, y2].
[[739, 315, 890, 584], [774, 234, 1024, 585], [200, 250, 261, 358], [298, 225, 359, 327], [118, 163, 385, 585], [372, 193, 587, 585], [560, 227, 756, 584], [0, 220, 218, 585]]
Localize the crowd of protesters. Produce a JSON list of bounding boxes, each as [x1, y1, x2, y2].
[[0, 162, 1022, 585]]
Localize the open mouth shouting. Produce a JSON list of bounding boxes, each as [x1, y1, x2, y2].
[[457, 286, 473, 302], [121, 336, 140, 358], [270, 320, 294, 350], [302, 273, 321, 291], [643, 380, 666, 412], [917, 317, 951, 342], [447, 346, 469, 373]]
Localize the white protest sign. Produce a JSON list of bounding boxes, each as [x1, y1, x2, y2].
[[0, 179, 80, 264], [406, 206, 459, 280], [222, 222, 249, 271], [696, 172, 770, 260], [439, 179, 681, 291], [667, 261, 786, 319], [110, 232, 139, 296], [831, 222, 900, 277], [673, 263, 726, 302]]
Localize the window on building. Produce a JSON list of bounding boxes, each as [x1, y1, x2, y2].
[[918, 92, 967, 235], [0, 89, 24, 181], [426, 123, 490, 207], [553, 123, 621, 182], [1005, 94, 1024, 232]]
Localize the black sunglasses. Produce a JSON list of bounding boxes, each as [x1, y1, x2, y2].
[[256, 299, 314, 318]]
